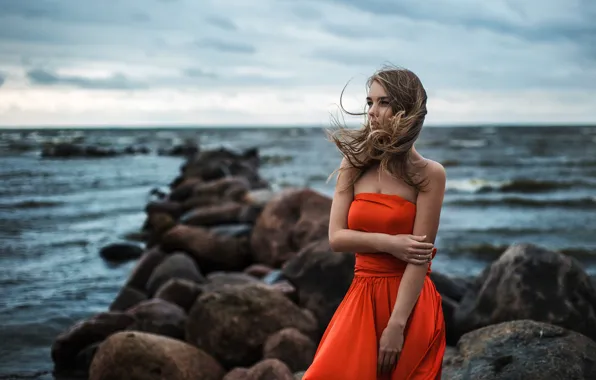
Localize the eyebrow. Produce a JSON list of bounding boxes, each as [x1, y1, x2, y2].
[[366, 96, 389, 101]]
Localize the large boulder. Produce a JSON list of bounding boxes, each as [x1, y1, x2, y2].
[[155, 278, 204, 312], [51, 312, 135, 372], [126, 299, 187, 340], [443, 320, 596, 380], [161, 225, 251, 273], [89, 331, 224, 380], [124, 247, 167, 291], [251, 189, 332, 268], [453, 243, 596, 342], [223, 359, 294, 380], [281, 240, 355, 334], [186, 284, 318, 369], [109, 286, 147, 312], [145, 252, 205, 296], [180, 202, 262, 227], [263, 328, 316, 373]]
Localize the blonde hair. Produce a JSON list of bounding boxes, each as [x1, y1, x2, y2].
[[327, 66, 429, 191]]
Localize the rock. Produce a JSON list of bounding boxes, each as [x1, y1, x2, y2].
[[223, 359, 294, 380], [441, 296, 459, 346], [251, 188, 332, 267], [99, 242, 144, 263], [161, 225, 251, 274], [244, 264, 274, 279], [124, 247, 167, 291], [169, 178, 202, 202], [453, 243, 596, 342], [89, 331, 224, 380], [186, 284, 318, 369], [145, 201, 184, 219], [109, 286, 148, 312], [146, 252, 205, 296], [263, 328, 316, 373], [52, 312, 136, 371], [180, 202, 262, 227], [269, 280, 298, 303], [429, 272, 470, 303], [155, 278, 204, 312], [442, 320, 596, 380], [189, 176, 251, 202], [282, 240, 355, 335], [126, 299, 187, 340], [210, 224, 253, 238], [41, 143, 119, 158], [143, 213, 177, 246], [294, 371, 305, 380]]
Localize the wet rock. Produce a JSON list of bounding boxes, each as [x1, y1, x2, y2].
[[124, 247, 167, 291], [453, 243, 596, 342], [441, 296, 459, 346], [143, 213, 177, 246], [429, 272, 470, 303], [186, 284, 318, 369], [161, 225, 251, 273], [243, 264, 274, 279], [126, 299, 187, 340], [189, 176, 251, 202], [282, 240, 355, 335], [442, 320, 596, 380], [223, 359, 294, 380], [99, 242, 144, 263], [168, 178, 203, 202], [180, 202, 262, 227], [109, 286, 147, 312], [145, 200, 184, 219], [251, 188, 332, 267], [155, 278, 204, 312], [89, 331, 224, 380], [41, 143, 119, 158], [145, 252, 205, 296], [210, 224, 253, 239], [263, 328, 316, 373], [51, 312, 136, 371]]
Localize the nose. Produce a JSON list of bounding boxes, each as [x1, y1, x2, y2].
[[368, 102, 377, 118]]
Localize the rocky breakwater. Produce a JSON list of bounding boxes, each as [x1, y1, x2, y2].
[[50, 145, 596, 380]]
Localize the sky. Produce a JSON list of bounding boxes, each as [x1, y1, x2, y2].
[[0, 0, 594, 127]]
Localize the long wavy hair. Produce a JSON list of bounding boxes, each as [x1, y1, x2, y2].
[[327, 66, 430, 192]]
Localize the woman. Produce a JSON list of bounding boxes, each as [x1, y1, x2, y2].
[[303, 67, 446, 379]]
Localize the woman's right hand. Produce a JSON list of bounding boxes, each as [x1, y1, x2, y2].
[[381, 234, 435, 265]]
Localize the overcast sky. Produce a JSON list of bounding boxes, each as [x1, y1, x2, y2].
[[0, 0, 594, 127]]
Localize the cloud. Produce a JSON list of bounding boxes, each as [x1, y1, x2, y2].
[[0, 0, 594, 126], [26, 69, 147, 90], [0, 72, 5, 88]]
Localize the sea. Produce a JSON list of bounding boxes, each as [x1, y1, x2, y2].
[[1, 125, 595, 378]]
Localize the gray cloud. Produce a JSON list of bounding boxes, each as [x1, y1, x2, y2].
[[194, 38, 256, 54], [26, 69, 147, 90], [205, 16, 237, 31], [0, 73, 5, 88]]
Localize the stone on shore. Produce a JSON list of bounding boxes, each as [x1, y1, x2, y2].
[[453, 243, 596, 342], [263, 328, 316, 373], [154, 278, 204, 312], [126, 299, 187, 340], [89, 331, 224, 380], [99, 242, 144, 263], [442, 320, 596, 380], [186, 284, 318, 369], [145, 252, 205, 296], [223, 359, 294, 380]]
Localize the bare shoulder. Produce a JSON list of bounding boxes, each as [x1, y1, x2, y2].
[[417, 159, 446, 193]]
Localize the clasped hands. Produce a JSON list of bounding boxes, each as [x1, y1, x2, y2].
[[380, 234, 435, 265]]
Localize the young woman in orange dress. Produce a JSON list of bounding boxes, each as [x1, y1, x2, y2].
[[303, 67, 447, 380]]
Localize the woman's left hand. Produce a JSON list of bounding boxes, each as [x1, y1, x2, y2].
[[377, 323, 404, 375]]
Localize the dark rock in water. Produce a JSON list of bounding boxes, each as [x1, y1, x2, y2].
[[180, 202, 262, 227], [223, 358, 294, 380], [41, 143, 119, 158], [146, 252, 206, 296], [154, 278, 204, 312], [89, 331, 224, 380], [124, 247, 167, 292], [453, 243, 596, 342], [109, 286, 147, 312], [251, 188, 332, 268], [210, 223, 253, 238], [126, 299, 187, 340], [161, 224, 251, 274], [148, 186, 168, 201], [185, 176, 252, 208], [99, 242, 144, 263], [185, 284, 318, 369], [282, 239, 355, 336], [429, 272, 470, 303], [51, 312, 136, 372], [158, 143, 200, 157], [243, 264, 274, 279], [442, 320, 596, 380], [145, 200, 184, 219], [168, 178, 202, 202], [263, 328, 316, 373]]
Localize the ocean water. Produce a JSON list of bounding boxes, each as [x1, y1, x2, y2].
[[0, 125, 595, 377]]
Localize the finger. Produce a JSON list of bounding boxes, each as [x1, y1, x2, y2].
[[409, 248, 433, 256], [377, 351, 384, 375], [412, 242, 434, 249], [383, 352, 394, 374], [388, 352, 398, 372], [409, 235, 427, 241]]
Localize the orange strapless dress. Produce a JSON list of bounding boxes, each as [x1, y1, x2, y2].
[[302, 192, 446, 380]]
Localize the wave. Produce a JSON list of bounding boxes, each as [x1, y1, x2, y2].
[[441, 159, 596, 168], [447, 178, 595, 194], [448, 196, 596, 209]]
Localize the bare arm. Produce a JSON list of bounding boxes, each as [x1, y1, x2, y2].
[[388, 161, 446, 328]]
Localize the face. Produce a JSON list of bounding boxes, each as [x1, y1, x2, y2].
[[366, 80, 394, 130]]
